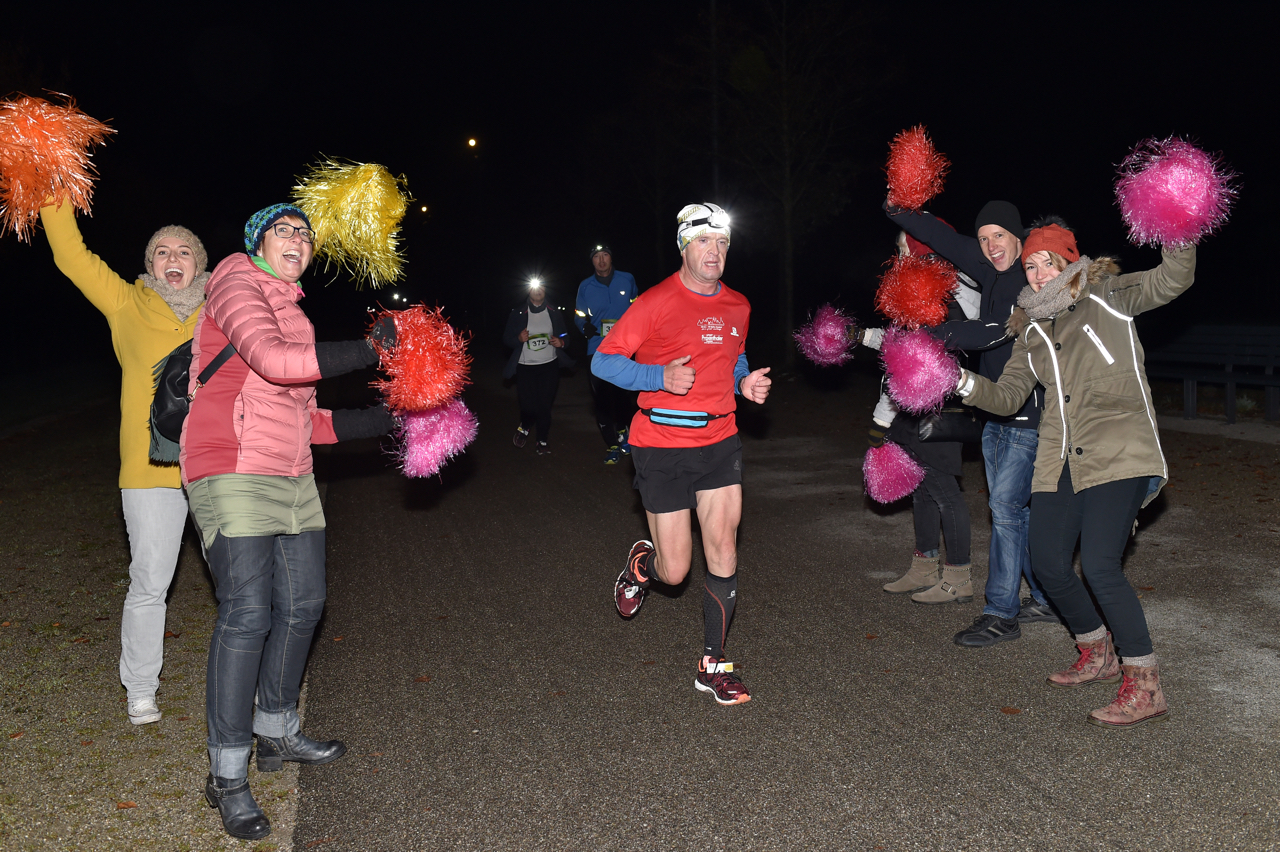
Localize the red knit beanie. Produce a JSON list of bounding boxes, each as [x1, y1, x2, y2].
[[1021, 224, 1079, 265]]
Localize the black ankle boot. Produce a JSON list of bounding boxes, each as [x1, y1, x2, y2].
[[255, 731, 347, 772], [204, 774, 271, 839]]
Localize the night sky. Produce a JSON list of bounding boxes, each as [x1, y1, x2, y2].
[[1, 4, 1268, 386]]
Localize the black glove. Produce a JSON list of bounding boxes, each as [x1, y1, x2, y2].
[[332, 405, 396, 441], [867, 419, 888, 449], [315, 340, 379, 379], [581, 321, 597, 339], [368, 316, 397, 350]]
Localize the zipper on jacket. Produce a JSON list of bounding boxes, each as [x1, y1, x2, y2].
[[1081, 323, 1115, 365]]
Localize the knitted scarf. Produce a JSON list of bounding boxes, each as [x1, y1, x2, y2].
[[1017, 255, 1092, 321], [141, 271, 210, 321]]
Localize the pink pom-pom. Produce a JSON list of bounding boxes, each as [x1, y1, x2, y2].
[[1115, 137, 1238, 248], [371, 304, 471, 412], [881, 327, 959, 413], [863, 440, 925, 504], [394, 399, 479, 478], [885, 125, 950, 211], [794, 304, 857, 366], [875, 254, 957, 329]]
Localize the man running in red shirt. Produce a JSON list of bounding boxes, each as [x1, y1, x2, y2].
[[592, 203, 772, 705]]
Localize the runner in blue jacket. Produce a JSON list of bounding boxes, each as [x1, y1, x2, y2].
[[576, 244, 639, 464]]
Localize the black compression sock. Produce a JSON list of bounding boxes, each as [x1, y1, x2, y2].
[[703, 573, 737, 659]]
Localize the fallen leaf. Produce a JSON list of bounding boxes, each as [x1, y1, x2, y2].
[[51, 622, 61, 627], [642, 660, 656, 665], [9, 732, 22, 739], [177, 716, 190, 722], [116, 801, 137, 809], [94, 616, 109, 621], [72, 637, 89, 644], [550, 690, 565, 696], [866, 633, 878, 640], [80, 740, 93, 746], [436, 616, 448, 621], [163, 630, 180, 638], [1139, 586, 1155, 591], [333, 636, 344, 642], [1, 622, 8, 627], [414, 676, 432, 683], [1000, 707, 1022, 715]]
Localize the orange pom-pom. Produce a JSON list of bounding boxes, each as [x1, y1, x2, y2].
[[885, 125, 949, 211], [371, 305, 471, 412], [875, 253, 957, 329], [0, 94, 115, 242]]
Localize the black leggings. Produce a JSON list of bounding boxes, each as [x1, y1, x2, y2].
[[589, 371, 635, 446], [912, 464, 970, 564], [1029, 462, 1152, 657], [516, 361, 560, 442]]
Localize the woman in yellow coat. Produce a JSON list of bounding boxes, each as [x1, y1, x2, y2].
[[40, 199, 209, 726]]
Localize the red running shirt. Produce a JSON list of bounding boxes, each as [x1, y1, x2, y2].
[[596, 272, 751, 448]]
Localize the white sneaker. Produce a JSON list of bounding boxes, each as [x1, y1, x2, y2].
[[127, 697, 162, 725]]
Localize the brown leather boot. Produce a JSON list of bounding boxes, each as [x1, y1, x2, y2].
[[1047, 633, 1121, 689], [882, 553, 940, 594], [910, 563, 973, 605], [1087, 663, 1170, 728]]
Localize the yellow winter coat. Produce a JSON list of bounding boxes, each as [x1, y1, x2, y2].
[[40, 201, 202, 489]]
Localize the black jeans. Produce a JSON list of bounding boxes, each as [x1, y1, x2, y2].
[[516, 360, 560, 442], [1029, 462, 1152, 657], [912, 464, 970, 564]]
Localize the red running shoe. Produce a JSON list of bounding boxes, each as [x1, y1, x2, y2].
[[695, 656, 751, 705], [614, 539, 653, 618]]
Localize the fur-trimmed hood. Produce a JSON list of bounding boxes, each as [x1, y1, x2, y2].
[[1006, 255, 1122, 337]]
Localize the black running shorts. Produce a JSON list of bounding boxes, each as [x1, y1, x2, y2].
[[631, 434, 743, 514]]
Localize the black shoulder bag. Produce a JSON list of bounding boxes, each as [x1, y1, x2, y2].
[[148, 340, 237, 462]]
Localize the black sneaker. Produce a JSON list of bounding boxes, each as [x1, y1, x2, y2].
[[953, 614, 1021, 648], [513, 426, 529, 448], [1017, 596, 1062, 624]]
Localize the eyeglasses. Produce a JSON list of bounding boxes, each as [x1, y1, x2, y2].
[[270, 223, 315, 243]]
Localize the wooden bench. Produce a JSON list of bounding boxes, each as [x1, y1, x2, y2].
[[1144, 325, 1280, 424]]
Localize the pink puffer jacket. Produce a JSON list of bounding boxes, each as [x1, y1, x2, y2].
[[180, 253, 338, 485]]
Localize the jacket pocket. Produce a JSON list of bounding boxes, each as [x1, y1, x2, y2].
[[1085, 388, 1145, 413]]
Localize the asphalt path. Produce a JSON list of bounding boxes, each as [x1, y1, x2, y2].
[[293, 353, 1280, 851]]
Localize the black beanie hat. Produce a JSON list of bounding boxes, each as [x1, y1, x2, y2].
[[974, 200, 1024, 239]]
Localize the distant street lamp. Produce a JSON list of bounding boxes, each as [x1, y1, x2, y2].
[[467, 138, 477, 147]]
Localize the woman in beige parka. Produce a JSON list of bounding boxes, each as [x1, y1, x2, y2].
[[956, 222, 1195, 729]]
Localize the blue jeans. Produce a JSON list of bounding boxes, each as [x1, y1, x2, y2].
[[980, 422, 1043, 619], [204, 530, 326, 778]]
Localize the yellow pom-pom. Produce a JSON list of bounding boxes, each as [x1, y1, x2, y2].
[[292, 159, 411, 288]]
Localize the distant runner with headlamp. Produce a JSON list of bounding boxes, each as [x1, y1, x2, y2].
[[576, 244, 638, 464], [593, 202, 772, 705]]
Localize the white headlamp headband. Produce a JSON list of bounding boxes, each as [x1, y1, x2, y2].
[[676, 203, 731, 251]]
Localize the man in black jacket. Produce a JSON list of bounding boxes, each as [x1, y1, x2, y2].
[[886, 200, 1058, 647]]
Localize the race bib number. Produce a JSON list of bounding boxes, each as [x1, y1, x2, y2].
[[600, 319, 619, 336], [527, 333, 550, 351]]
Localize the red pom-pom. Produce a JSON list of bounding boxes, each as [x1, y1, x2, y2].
[[874, 254, 957, 330], [371, 305, 471, 412], [885, 125, 949, 211], [0, 95, 114, 242]]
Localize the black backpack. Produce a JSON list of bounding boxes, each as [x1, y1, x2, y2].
[[149, 340, 237, 462]]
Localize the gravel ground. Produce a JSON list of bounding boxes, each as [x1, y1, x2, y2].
[[1, 363, 1277, 851]]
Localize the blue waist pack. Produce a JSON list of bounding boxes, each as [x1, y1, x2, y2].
[[642, 408, 729, 428]]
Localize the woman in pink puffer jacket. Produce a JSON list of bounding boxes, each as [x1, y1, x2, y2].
[[182, 204, 396, 841]]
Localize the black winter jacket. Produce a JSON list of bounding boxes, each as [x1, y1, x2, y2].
[[886, 205, 1042, 430]]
